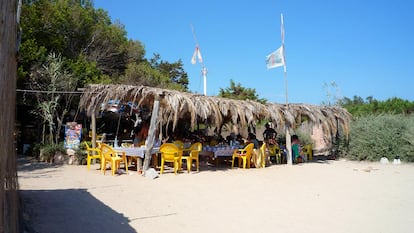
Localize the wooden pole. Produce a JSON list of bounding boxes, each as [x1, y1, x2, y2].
[[142, 95, 161, 174], [91, 111, 96, 148], [0, 0, 19, 232]]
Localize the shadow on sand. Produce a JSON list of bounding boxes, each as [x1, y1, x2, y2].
[[20, 189, 137, 233]]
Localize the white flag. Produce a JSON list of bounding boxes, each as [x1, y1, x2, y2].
[[266, 46, 285, 69], [191, 47, 197, 64], [191, 46, 203, 64], [197, 47, 203, 63]]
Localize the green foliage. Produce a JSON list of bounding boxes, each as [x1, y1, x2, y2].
[[38, 142, 66, 162], [41, 143, 66, 156], [120, 62, 168, 86], [19, 0, 127, 86], [18, 39, 48, 77], [21, 0, 97, 58], [218, 79, 267, 104], [340, 114, 414, 162], [148, 54, 189, 90], [29, 53, 78, 144], [339, 96, 414, 116], [402, 120, 414, 161], [20, 0, 188, 91], [120, 56, 189, 92], [66, 55, 101, 86]]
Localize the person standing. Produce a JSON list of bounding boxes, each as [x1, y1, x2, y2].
[[263, 123, 277, 145], [263, 123, 279, 164]]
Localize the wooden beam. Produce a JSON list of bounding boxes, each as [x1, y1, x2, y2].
[[142, 95, 160, 174], [91, 111, 96, 148]]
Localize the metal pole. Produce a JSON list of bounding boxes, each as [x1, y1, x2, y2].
[[191, 24, 207, 96], [280, 13, 292, 165], [202, 66, 207, 96]]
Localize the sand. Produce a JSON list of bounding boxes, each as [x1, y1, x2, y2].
[[18, 158, 414, 233]]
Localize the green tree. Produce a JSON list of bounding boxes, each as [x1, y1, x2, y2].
[[120, 53, 189, 91], [218, 79, 267, 103], [29, 53, 78, 144], [339, 96, 414, 116], [149, 54, 189, 90], [20, 0, 186, 90], [18, 0, 193, 148], [120, 62, 168, 87]]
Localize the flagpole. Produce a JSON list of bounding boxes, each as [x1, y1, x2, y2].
[[280, 13, 292, 165], [284, 62, 292, 165], [191, 24, 207, 96], [202, 66, 207, 96]]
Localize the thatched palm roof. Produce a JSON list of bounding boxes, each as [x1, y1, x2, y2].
[[79, 84, 352, 138]]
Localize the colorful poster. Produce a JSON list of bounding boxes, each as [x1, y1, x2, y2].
[[64, 122, 82, 149]]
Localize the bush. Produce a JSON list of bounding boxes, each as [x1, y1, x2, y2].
[[75, 142, 87, 165], [341, 114, 414, 162], [39, 143, 66, 163]]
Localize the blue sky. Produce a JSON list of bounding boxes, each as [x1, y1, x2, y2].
[[94, 0, 414, 105]]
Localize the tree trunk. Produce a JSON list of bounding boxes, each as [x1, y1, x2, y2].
[[0, 0, 19, 232]]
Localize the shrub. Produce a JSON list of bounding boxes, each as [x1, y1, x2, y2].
[[39, 143, 66, 162], [341, 114, 414, 162]]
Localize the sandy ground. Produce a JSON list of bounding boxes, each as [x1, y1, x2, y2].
[[18, 157, 414, 233]]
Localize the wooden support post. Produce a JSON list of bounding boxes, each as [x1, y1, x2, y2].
[[142, 95, 161, 174], [0, 0, 19, 232], [91, 111, 96, 148]]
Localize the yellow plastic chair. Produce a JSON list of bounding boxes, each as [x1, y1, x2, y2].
[[121, 142, 132, 148], [303, 144, 313, 161], [231, 143, 254, 169], [173, 140, 184, 149], [268, 144, 282, 164], [257, 142, 267, 168], [181, 142, 202, 173], [172, 140, 186, 169], [172, 140, 184, 150], [121, 142, 136, 166], [159, 143, 182, 175], [100, 143, 129, 176], [88, 131, 104, 141], [84, 141, 102, 170]]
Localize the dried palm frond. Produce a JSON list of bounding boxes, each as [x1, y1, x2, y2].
[[79, 84, 352, 141]]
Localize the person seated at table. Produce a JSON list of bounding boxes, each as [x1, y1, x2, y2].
[[291, 134, 306, 163], [226, 132, 236, 145], [133, 122, 149, 147], [235, 134, 245, 146], [247, 132, 260, 149]]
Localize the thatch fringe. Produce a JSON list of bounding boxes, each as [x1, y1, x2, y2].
[[79, 84, 352, 139]]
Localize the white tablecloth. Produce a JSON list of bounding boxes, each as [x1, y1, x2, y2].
[[202, 145, 242, 158], [113, 147, 160, 158]]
